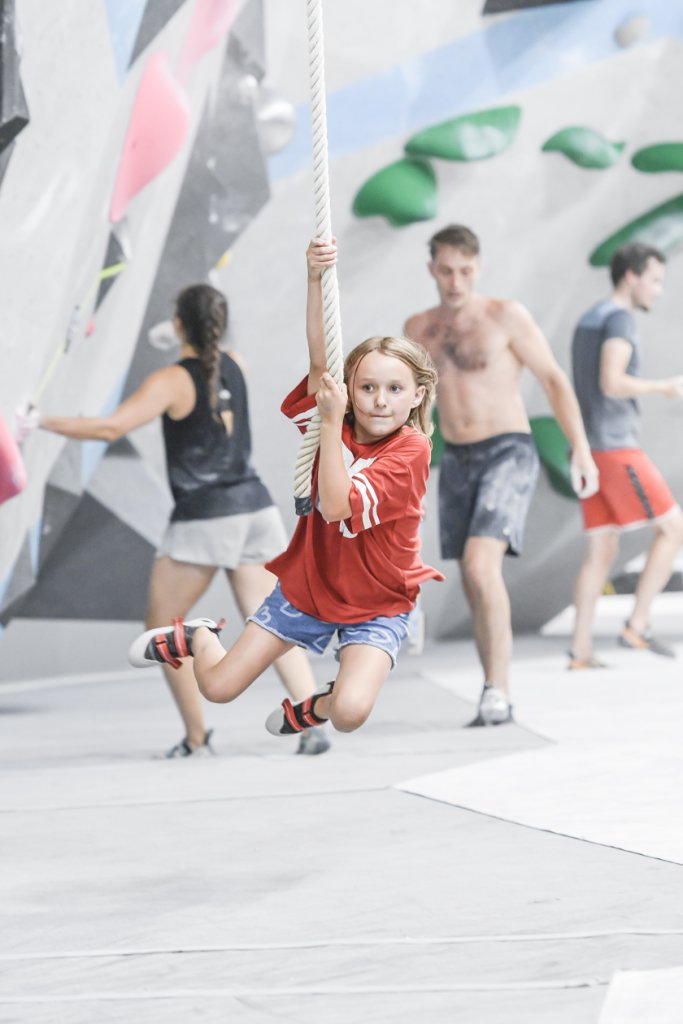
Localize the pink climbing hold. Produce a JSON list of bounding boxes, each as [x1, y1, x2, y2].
[[178, 0, 240, 83], [109, 51, 191, 224], [0, 414, 27, 505]]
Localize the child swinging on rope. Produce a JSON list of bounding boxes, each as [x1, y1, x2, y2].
[[129, 238, 443, 737]]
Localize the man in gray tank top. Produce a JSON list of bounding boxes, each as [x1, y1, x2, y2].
[[570, 242, 683, 667]]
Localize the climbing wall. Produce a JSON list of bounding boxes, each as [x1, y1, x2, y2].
[[2, 0, 683, 673], [220, 0, 683, 638], [0, 0, 289, 638]]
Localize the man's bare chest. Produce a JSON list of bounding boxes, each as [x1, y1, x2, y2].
[[425, 321, 505, 374]]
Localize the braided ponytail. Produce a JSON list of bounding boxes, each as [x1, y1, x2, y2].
[[175, 284, 228, 423]]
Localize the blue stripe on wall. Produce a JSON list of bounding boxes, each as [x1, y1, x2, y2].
[[270, 0, 683, 181], [103, 0, 149, 81]]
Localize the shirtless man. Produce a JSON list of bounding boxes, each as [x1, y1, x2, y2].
[[405, 224, 598, 725]]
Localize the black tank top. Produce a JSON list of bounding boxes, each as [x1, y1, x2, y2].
[[163, 353, 273, 521]]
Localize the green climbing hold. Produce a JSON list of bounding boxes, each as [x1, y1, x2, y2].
[[352, 156, 437, 227], [632, 143, 683, 174], [589, 193, 683, 266], [541, 127, 625, 169], [430, 407, 444, 468], [529, 416, 575, 500], [405, 106, 521, 162]]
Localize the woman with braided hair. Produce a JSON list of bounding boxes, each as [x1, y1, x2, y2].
[[36, 283, 329, 758]]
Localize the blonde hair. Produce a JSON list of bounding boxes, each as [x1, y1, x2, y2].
[[344, 335, 438, 438]]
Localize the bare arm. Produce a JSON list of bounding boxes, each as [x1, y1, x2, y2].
[[508, 302, 599, 497], [600, 338, 683, 399], [316, 371, 352, 522], [39, 367, 192, 442], [306, 237, 337, 395]]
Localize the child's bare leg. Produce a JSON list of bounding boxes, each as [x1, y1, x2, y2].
[[316, 644, 392, 732], [191, 621, 293, 704], [227, 564, 318, 702], [269, 646, 319, 702]]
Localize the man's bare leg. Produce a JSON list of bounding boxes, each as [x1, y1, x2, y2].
[[459, 536, 511, 693], [629, 508, 683, 634], [571, 530, 618, 664]]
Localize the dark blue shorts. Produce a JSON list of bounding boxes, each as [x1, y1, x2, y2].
[[438, 433, 539, 559], [247, 583, 410, 669]]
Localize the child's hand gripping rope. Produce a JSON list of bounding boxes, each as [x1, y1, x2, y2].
[[316, 371, 347, 423]]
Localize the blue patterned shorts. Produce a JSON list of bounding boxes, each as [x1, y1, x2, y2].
[[247, 583, 411, 669]]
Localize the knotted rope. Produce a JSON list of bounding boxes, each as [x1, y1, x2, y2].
[[293, 0, 344, 516]]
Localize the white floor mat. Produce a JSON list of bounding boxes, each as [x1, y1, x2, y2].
[[599, 966, 683, 1023], [398, 642, 683, 864]]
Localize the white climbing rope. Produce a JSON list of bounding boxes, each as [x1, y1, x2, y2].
[[293, 0, 344, 515]]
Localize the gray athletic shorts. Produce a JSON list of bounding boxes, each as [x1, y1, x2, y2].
[[157, 505, 288, 569], [438, 433, 539, 559]]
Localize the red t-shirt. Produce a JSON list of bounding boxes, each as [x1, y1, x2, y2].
[[266, 378, 444, 623]]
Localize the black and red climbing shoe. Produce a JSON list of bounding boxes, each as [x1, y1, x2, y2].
[[128, 618, 224, 669], [265, 681, 334, 736]]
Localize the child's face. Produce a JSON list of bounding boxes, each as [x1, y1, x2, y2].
[[349, 351, 425, 444]]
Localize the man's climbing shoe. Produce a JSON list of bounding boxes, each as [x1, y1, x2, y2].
[[567, 651, 609, 670], [618, 622, 675, 659], [467, 684, 513, 727], [128, 618, 224, 669]]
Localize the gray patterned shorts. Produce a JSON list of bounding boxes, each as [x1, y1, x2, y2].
[[438, 433, 539, 559]]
